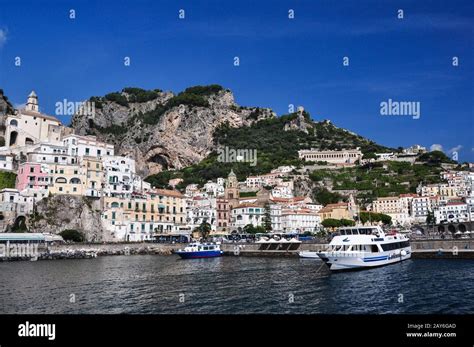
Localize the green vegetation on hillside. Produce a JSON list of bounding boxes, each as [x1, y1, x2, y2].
[[104, 92, 129, 107], [312, 187, 343, 205], [0, 171, 16, 190], [122, 87, 162, 102], [309, 161, 443, 201], [417, 150, 456, 165], [127, 85, 223, 126], [146, 113, 394, 189]]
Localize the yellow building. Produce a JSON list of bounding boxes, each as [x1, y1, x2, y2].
[[47, 163, 84, 195], [102, 189, 187, 241], [318, 202, 354, 221], [46, 157, 105, 197], [82, 156, 104, 197]]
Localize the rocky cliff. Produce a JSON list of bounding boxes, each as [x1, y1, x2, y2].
[[29, 195, 109, 242], [71, 85, 276, 177]]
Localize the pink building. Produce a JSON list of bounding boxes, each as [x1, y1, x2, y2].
[[16, 162, 50, 191]]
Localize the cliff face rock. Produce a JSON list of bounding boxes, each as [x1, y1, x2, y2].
[[30, 195, 108, 242], [0, 89, 14, 117], [71, 86, 276, 177], [293, 175, 317, 198], [283, 109, 313, 134]]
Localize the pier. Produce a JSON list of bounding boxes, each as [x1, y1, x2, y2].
[[221, 239, 474, 259]]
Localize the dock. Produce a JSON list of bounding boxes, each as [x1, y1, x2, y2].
[[221, 239, 474, 259]]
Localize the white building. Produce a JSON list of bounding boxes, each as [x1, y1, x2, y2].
[[271, 185, 293, 199], [375, 152, 395, 161], [186, 196, 217, 231], [271, 165, 295, 175], [0, 154, 14, 171], [231, 204, 265, 230], [298, 148, 362, 164], [63, 134, 114, 158], [246, 176, 263, 188], [5, 91, 64, 148], [27, 143, 76, 165], [281, 208, 320, 232], [434, 202, 470, 224], [270, 204, 282, 231], [203, 180, 225, 197], [103, 156, 150, 197], [371, 196, 413, 226], [411, 196, 432, 222]]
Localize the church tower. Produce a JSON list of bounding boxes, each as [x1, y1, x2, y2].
[[26, 91, 39, 112], [225, 169, 239, 201]]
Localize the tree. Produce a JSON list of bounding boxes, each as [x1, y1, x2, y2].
[[262, 204, 272, 232], [426, 211, 435, 226], [359, 211, 392, 225], [195, 222, 212, 240], [362, 152, 377, 160], [340, 219, 356, 227], [313, 188, 342, 205], [321, 218, 341, 229]]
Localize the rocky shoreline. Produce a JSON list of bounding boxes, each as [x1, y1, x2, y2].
[[39, 245, 177, 260], [0, 243, 182, 261]]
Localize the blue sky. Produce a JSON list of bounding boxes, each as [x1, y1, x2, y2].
[[0, 0, 473, 161]]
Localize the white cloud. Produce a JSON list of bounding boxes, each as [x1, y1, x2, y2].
[[430, 144, 444, 152], [0, 29, 7, 48], [447, 145, 463, 154]]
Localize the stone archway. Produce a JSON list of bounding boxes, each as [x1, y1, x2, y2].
[[438, 225, 445, 233], [448, 224, 456, 233], [458, 224, 467, 233]]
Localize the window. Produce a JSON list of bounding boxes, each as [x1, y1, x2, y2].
[[29, 167, 34, 173], [85, 148, 90, 155]]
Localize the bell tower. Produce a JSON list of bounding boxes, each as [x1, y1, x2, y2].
[[26, 91, 39, 112], [225, 169, 239, 200]]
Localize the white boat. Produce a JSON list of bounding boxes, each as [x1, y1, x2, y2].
[[298, 251, 320, 259], [317, 226, 411, 271]]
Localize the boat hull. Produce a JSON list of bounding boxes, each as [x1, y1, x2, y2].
[[175, 250, 223, 259], [318, 248, 411, 271], [298, 251, 321, 259]]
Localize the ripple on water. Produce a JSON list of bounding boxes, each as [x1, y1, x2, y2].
[[0, 256, 472, 314]]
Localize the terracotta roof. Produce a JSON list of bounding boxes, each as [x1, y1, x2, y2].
[[151, 189, 184, 198], [270, 196, 305, 203], [233, 203, 262, 209]]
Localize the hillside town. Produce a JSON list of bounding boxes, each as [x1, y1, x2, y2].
[[0, 92, 473, 242]]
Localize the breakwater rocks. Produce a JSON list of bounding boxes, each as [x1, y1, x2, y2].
[[39, 243, 181, 260]]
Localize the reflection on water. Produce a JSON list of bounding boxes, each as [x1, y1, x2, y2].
[[0, 256, 472, 314]]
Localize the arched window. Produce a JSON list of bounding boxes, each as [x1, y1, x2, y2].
[[111, 202, 120, 208], [25, 137, 34, 146], [70, 178, 81, 184], [55, 177, 67, 184], [9, 119, 18, 126]]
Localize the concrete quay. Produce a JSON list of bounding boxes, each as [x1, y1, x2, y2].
[[221, 239, 474, 259]]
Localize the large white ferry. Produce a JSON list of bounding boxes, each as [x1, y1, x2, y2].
[[317, 226, 411, 271]]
